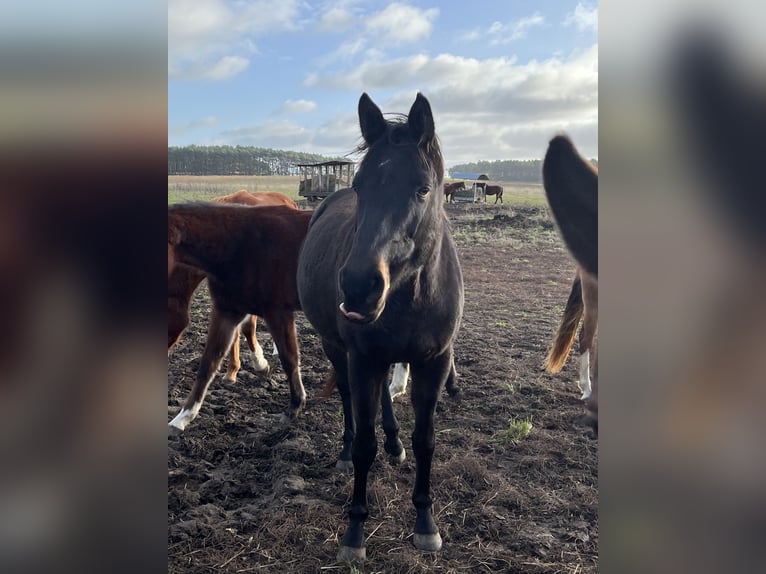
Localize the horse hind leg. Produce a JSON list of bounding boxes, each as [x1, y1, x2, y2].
[[243, 315, 270, 376], [578, 275, 598, 401], [381, 375, 405, 465], [264, 311, 306, 423], [169, 308, 244, 436], [444, 358, 460, 397], [389, 362, 409, 399], [322, 341, 354, 471], [222, 325, 242, 382]]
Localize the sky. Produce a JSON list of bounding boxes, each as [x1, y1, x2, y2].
[[168, 1, 598, 165]]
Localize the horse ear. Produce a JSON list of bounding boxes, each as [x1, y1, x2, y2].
[[407, 92, 435, 146], [358, 93, 386, 145]]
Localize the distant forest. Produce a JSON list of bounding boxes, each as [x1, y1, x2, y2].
[[168, 145, 345, 176], [168, 145, 597, 181], [449, 158, 598, 183]]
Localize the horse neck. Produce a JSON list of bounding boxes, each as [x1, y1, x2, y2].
[[170, 209, 240, 273]]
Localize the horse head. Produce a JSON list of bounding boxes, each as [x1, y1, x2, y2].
[[338, 92, 445, 324]]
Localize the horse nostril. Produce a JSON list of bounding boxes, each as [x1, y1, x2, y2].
[[370, 274, 381, 291]]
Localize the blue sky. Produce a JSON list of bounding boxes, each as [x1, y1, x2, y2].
[[169, 1, 598, 165]]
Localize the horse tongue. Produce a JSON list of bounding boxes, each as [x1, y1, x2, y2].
[[339, 302, 366, 321]]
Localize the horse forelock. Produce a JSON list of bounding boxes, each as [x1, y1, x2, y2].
[[353, 115, 443, 183]]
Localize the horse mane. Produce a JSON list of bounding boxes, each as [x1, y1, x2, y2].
[[352, 113, 444, 181]]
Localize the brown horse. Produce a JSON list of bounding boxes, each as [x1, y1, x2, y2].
[[484, 184, 503, 204], [541, 134, 598, 434], [443, 181, 465, 203], [168, 190, 297, 383], [167, 203, 312, 435]]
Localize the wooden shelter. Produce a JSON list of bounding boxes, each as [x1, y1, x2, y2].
[[297, 160, 355, 201]]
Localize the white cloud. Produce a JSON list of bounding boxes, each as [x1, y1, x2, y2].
[[487, 13, 545, 44], [172, 55, 250, 81], [277, 99, 318, 114], [168, 0, 301, 81], [319, 7, 356, 32], [302, 45, 598, 162], [563, 2, 598, 32], [365, 3, 439, 45]]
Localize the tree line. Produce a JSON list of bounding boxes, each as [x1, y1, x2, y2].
[[168, 145, 344, 176], [449, 158, 597, 183]]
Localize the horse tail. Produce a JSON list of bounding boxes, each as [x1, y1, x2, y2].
[[319, 368, 337, 399], [543, 274, 584, 373]]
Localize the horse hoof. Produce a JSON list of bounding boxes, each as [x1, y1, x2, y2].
[[168, 424, 183, 438], [279, 411, 298, 425], [388, 449, 406, 465], [223, 373, 237, 383], [337, 545, 366, 562], [336, 458, 353, 472], [413, 532, 442, 552], [254, 364, 271, 377]]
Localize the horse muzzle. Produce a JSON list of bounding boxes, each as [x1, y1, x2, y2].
[[338, 260, 390, 324]]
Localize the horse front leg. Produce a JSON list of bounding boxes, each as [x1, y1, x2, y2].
[[263, 311, 305, 423], [169, 307, 244, 436], [409, 350, 452, 552], [337, 354, 388, 562]]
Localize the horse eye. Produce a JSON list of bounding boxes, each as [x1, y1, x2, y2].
[[417, 185, 430, 198]]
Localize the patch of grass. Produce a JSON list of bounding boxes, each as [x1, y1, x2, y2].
[[502, 382, 515, 394], [495, 416, 533, 445], [495, 321, 507, 328]]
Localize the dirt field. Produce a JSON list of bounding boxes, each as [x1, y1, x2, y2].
[[168, 200, 598, 573]]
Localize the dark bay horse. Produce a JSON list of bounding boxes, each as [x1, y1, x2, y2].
[[484, 184, 504, 204], [297, 93, 464, 561], [443, 181, 465, 203], [168, 190, 298, 383], [167, 203, 312, 435], [541, 134, 598, 434]]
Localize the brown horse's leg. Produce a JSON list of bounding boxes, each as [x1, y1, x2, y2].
[[263, 311, 305, 423], [408, 351, 452, 552], [168, 307, 244, 436], [223, 325, 242, 382], [168, 296, 191, 355], [243, 315, 270, 375]]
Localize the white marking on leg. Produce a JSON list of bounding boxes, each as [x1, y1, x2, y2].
[[389, 362, 410, 400], [579, 350, 592, 400], [168, 401, 202, 433], [251, 343, 269, 372], [272, 342, 278, 356]]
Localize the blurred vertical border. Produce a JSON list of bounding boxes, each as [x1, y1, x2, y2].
[[600, 0, 765, 572], [0, 2, 167, 573]]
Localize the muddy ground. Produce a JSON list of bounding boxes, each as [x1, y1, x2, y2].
[[168, 201, 598, 573]]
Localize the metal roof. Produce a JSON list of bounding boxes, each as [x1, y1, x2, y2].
[[295, 160, 355, 167]]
